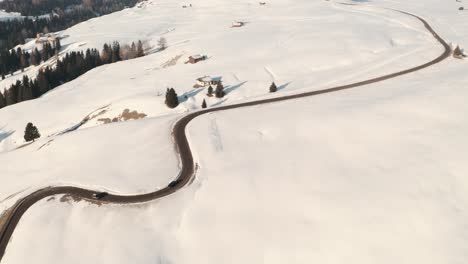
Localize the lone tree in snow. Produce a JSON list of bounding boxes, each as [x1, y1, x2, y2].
[[165, 88, 179, 108], [215, 82, 225, 98], [207, 85, 213, 96], [24, 122, 41, 142], [453, 45, 465, 58], [201, 99, 207, 109], [137, 40, 145, 57], [158, 37, 167, 51], [269, 82, 277, 93]]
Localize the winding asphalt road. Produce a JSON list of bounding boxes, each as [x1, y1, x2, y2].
[[0, 6, 452, 262]]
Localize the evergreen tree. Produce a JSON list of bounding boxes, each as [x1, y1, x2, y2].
[[20, 52, 28, 70], [453, 46, 464, 58], [41, 42, 50, 62], [111, 41, 121, 62], [22, 75, 29, 86], [130, 41, 136, 53], [22, 75, 32, 101], [37, 69, 49, 94], [215, 82, 225, 98], [136, 40, 144, 57], [165, 88, 179, 108], [8, 81, 20, 104], [54, 38, 61, 54], [269, 82, 277, 93], [24, 122, 41, 142], [4, 88, 14, 105], [101, 43, 112, 64], [201, 99, 207, 109], [10, 48, 17, 70], [31, 48, 41, 66], [158, 37, 167, 51], [207, 85, 213, 96], [0, 90, 5, 109], [16, 79, 24, 102], [31, 79, 40, 98]]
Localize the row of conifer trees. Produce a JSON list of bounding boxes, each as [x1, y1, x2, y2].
[[0, 40, 145, 109], [1, 39, 61, 78]]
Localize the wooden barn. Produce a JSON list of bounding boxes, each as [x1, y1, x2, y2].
[[232, 21, 245, 27], [187, 54, 207, 64]]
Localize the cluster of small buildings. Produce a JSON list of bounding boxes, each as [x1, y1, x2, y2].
[[194, 76, 222, 88], [35, 33, 60, 47]]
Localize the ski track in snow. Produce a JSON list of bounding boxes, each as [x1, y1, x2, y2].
[[209, 117, 223, 152], [264, 66, 277, 82]]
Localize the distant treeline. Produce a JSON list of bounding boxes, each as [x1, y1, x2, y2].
[[0, 0, 139, 16], [0, 8, 95, 50], [0, 0, 140, 51], [0, 40, 146, 109], [0, 0, 82, 16]]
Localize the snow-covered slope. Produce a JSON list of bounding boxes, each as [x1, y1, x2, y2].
[[0, 0, 442, 149], [1, 0, 468, 263], [4, 58, 468, 264], [0, 0, 446, 194]]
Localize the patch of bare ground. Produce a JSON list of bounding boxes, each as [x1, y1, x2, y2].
[[59, 194, 82, 203], [59, 194, 103, 206], [86, 107, 109, 121], [161, 54, 183, 68], [9, 105, 110, 153], [98, 109, 147, 124], [0, 208, 13, 233]]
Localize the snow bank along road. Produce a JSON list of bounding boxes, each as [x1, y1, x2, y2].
[[0, 7, 452, 261]]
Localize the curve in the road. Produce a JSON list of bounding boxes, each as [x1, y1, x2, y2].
[[0, 6, 452, 262]]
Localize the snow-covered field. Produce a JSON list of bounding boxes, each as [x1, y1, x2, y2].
[[1, 0, 468, 263], [0, 0, 447, 195], [0, 0, 444, 106]]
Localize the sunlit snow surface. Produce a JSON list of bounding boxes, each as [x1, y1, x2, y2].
[[1, 0, 468, 263]]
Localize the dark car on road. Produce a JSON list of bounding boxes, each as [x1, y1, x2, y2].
[[168, 179, 182, 188], [93, 192, 109, 200]]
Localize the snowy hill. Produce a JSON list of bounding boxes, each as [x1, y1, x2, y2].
[[1, 0, 468, 263], [0, 0, 444, 150]]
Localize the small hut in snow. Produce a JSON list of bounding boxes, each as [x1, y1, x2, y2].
[[35, 33, 58, 45], [232, 21, 245, 27], [187, 54, 207, 64]]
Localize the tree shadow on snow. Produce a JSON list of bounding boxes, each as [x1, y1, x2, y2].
[[0, 127, 15, 142], [225, 81, 247, 94], [277, 82, 292, 91], [179, 88, 205, 103], [210, 98, 228, 108]]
